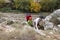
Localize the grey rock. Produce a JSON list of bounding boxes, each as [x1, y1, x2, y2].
[[44, 9, 60, 30], [0, 18, 6, 23], [7, 20, 14, 25]]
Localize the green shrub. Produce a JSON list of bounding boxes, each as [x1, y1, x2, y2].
[[40, 0, 57, 12], [12, 0, 29, 10], [56, 0, 60, 9], [0, 7, 11, 12]]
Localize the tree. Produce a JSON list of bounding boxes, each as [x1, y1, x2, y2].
[[40, 0, 57, 12]]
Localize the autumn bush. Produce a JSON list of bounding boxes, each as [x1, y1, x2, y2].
[[29, 0, 41, 13]]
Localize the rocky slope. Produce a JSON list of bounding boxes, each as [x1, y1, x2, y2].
[[0, 12, 60, 40]]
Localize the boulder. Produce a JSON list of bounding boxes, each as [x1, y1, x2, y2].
[[44, 9, 60, 30], [45, 15, 52, 21], [49, 16, 60, 26], [44, 21, 54, 30], [50, 9, 60, 25]]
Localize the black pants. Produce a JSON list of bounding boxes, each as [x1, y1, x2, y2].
[[37, 23, 44, 30]]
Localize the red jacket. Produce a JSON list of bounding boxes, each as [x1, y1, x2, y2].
[[26, 15, 32, 21]]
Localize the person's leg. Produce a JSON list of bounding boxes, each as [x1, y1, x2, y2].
[[38, 22, 44, 30], [35, 22, 39, 30]]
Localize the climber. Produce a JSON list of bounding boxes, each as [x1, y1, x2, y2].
[[26, 13, 32, 21], [33, 15, 45, 30], [25, 13, 33, 26]]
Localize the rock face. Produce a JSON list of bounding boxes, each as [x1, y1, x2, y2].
[[44, 9, 60, 30], [44, 21, 54, 30]]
